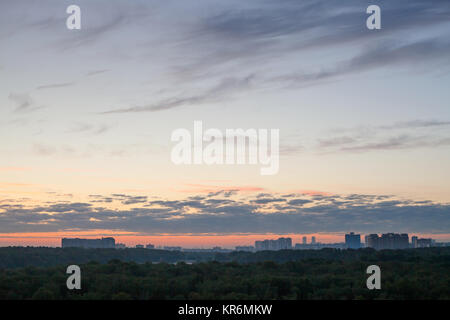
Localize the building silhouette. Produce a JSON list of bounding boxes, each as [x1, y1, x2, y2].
[[411, 236, 418, 248], [365, 234, 381, 250], [416, 238, 432, 248], [61, 237, 115, 249], [255, 237, 292, 251], [411, 236, 435, 248], [365, 233, 409, 250], [345, 232, 361, 249]]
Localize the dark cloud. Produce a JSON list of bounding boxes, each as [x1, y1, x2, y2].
[[202, 0, 450, 45], [251, 198, 287, 204], [88, 194, 149, 205], [1, 192, 448, 235], [122, 196, 148, 205], [288, 199, 313, 206]]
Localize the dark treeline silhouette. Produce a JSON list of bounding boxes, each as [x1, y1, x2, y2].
[[1, 246, 449, 269], [0, 247, 449, 299]]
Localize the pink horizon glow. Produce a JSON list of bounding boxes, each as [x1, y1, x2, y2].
[[1, 232, 449, 248]]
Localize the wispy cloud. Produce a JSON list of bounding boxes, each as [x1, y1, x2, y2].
[[316, 119, 450, 153], [380, 120, 450, 130], [177, 184, 265, 194], [36, 82, 75, 90], [86, 69, 109, 77], [273, 38, 450, 89], [101, 75, 256, 114], [65, 123, 111, 135], [339, 135, 450, 153], [8, 93, 43, 113]]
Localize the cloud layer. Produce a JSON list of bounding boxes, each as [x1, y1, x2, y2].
[[1, 191, 448, 235]]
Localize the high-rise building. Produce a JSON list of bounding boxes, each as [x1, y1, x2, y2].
[[311, 236, 316, 244], [254, 237, 293, 251], [345, 232, 361, 249], [411, 236, 418, 248], [365, 233, 409, 250], [365, 234, 380, 250], [410, 235, 434, 248], [416, 238, 432, 248], [278, 237, 293, 249], [302, 236, 307, 245], [61, 237, 115, 249], [381, 233, 409, 249], [255, 241, 264, 251]]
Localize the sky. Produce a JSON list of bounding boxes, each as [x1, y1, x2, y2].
[[0, 0, 450, 247]]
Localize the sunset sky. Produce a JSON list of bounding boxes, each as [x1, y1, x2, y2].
[[1, 0, 450, 247]]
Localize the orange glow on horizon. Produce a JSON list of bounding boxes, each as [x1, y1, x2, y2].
[[1, 231, 449, 248]]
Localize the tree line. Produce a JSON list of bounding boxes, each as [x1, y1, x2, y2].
[[0, 247, 448, 300]]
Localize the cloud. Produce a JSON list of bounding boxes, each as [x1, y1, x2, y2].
[[251, 198, 287, 204], [178, 184, 265, 194], [201, 0, 450, 45], [8, 93, 43, 113], [121, 196, 148, 205], [68, 0, 447, 115], [86, 69, 109, 77], [318, 137, 357, 148], [339, 135, 450, 153], [380, 120, 450, 130], [0, 191, 448, 234], [180, 0, 450, 86], [65, 123, 111, 135], [32, 143, 57, 156], [101, 75, 256, 114], [4, 0, 449, 118], [288, 199, 313, 206], [315, 119, 450, 153], [272, 37, 450, 89], [36, 82, 75, 90]]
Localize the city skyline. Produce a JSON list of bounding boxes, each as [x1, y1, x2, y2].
[[0, 232, 447, 249], [58, 232, 445, 250]]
